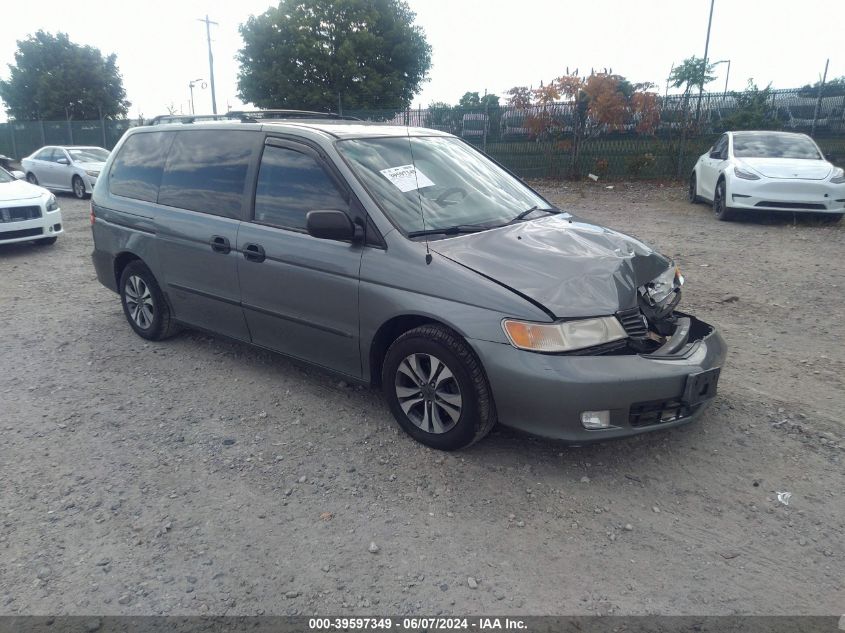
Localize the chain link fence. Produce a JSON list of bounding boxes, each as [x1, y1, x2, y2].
[[3, 87, 844, 179]]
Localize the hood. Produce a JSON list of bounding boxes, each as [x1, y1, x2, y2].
[[431, 215, 672, 317], [738, 157, 832, 180], [75, 161, 106, 172], [0, 179, 47, 202]]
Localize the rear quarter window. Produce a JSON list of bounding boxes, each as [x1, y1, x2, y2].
[[157, 130, 256, 219], [109, 132, 175, 202]]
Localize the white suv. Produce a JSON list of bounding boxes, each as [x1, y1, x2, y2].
[[0, 168, 63, 246]]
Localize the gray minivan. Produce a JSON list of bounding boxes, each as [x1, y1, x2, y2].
[[91, 114, 726, 450]]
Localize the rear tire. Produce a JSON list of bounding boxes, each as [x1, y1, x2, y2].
[[713, 179, 735, 221], [26, 172, 38, 185], [119, 261, 180, 340], [382, 325, 496, 451]]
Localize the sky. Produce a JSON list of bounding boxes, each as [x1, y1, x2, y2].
[[1, 0, 844, 121]]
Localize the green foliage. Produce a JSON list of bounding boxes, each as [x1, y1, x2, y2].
[[237, 0, 432, 111], [668, 56, 717, 95], [722, 80, 779, 130], [799, 76, 845, 98], [0, 31, 130, 120], [626, 152, 656, 176], [457, 92, 499, 109]]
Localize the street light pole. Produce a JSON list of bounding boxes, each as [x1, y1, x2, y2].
[[712, 60, 731, 95], [188, 79, 203, 115], [198, 15, 219, 115]]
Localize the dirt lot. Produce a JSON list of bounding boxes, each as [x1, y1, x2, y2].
[[1, 184, 843, 616]]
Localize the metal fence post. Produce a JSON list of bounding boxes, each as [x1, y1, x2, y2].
[[40, 120, 46, 146], [9, 123, 18, 160]]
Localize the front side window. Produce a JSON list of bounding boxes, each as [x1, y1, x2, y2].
[[732, 133, 822, 160], [253, 145, 348, 231], [109, 132, 174, 202], [158, 130, 256, 218], [336, 136, 551, 235], [34, 148, 53, 161]]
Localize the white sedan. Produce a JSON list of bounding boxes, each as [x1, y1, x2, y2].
[[689, 130, 845, 221], [20, 145, 110, 200], [0, 167, 63, 246]]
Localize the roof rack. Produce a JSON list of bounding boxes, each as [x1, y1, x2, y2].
[[148, 109, 360, 126]]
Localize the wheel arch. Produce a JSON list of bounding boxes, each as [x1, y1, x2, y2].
[[368, 314, 468, 386], [113, 251, 144, 289]]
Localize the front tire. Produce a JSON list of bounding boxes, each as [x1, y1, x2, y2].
[[688, 172, 700, 203], [382, 325, 496, 450], [72, 175, 87, 199], [119, 261, 179, 340], [713, 179, 735, 221], [26, 172, 38, 185]]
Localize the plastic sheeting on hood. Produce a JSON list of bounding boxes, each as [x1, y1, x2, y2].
[[431, 214, 672, 318]]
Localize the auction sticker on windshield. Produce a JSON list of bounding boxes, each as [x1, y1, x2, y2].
[[379, 165, 435, 192]]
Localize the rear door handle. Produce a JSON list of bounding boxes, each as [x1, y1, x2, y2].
[[210, 235, 231, 254], [243, 243, 266, 263]]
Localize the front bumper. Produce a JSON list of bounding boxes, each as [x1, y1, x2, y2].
[[0, 208, 63, 244], [471, 315, 727, 443], [730, 178, 845, 213]]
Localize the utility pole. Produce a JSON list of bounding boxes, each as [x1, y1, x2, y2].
[[198, 15, 219, 114], [811, 58, 829, 137], [695, 0, 715, 122]]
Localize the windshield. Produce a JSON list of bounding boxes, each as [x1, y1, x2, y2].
[[0, 168, 13, 184], [336, 136, 552, 235], [67, 148, 110, 163], [733, 133, 822, 160]]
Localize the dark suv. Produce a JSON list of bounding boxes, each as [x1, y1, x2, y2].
[[91, 112, 726, 450]]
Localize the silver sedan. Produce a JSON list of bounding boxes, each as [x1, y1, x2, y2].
[[20, 146, 110, 199]]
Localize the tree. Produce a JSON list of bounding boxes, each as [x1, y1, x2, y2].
[[799, 76, 845, 98], [506, 86, 532, 109], [722, 80, 778, 130], [458, 92, 480, 108], [237, 0, 432, 111], [668, 56, 717, 96], [0, 31, 130, 120]]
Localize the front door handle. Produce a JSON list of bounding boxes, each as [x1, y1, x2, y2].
[[243, 243, 266, 263], [210, 235, 231, 254]]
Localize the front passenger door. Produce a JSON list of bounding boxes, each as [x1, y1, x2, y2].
[[237, 139, 364, 378], [700, 134, 728, 200]]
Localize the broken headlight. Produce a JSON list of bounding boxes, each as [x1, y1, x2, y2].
[[642, 265, 683, 305]]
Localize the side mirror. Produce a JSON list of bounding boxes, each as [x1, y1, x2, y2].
[[57, 157, 69, 165], [306, 209, 357, 242], [11, 170, 25, 180]]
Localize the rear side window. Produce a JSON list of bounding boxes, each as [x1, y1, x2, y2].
[[109, 132, 174, 202], [253, 145, 347, 230], [158, 130, 255, 219]]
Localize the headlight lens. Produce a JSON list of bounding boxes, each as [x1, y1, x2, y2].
[[85, 170, 100, 178], [734, 166, 760, 180], [46, 194, 59, 212], [502, 316, 627, 353], [831, 167, 845, 184]]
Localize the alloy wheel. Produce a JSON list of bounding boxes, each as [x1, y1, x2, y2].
[[394, 352, 463, 434], [124, 275, 154, 329], [73, 177, 85, 199]]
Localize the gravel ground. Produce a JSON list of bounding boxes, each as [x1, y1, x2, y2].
[[0, 184, 843, 616]]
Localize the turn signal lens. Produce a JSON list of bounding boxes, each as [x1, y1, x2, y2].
[[502, 317, 627, 353]]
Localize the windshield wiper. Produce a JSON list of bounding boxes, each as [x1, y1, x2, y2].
[[406, 224, 491, 238], [507, 205, 560, 224]]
